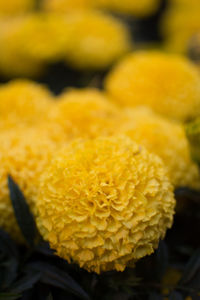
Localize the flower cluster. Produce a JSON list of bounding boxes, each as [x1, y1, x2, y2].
[[36, 136, 175, 273], [105, 51, 200, 121], [0, 77, 198, 273], [0, 10, 132, 77], [117, 107, 200, 188]]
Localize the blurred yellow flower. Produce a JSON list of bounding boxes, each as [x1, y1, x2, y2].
[[0, 0, 34, 16], [50, 88, 120, 139], [0, 127, 58, 241], [95, 0, 160, 17], [0, 17, 43, 78], [161, 5, 200, 54], [36, 135, 175, 273], [42, 0, 93, 13], [117, 107, 200, 189], [0, 13, 70, 77], [0, 79, 53, 129], [64, 11, 132, 69], [105, 51, 200, 121]]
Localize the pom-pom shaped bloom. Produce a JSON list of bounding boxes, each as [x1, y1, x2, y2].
[[0, 79, 53, 128], [117, 107, 200, 188], [0, 17, 43, 78], [161, 5, 200, 54], [64, 11, 132, 69], [95, 0, 160, 17], [42, 0, 93, 13], [0, 13, 70, 77], [36, 135, 175, 273], [50, 88, 120, 139], [0, 0, 34, 16], [11, 13, 70, 63], [105, 51, 200, 121], [0, 127, 58, 241]]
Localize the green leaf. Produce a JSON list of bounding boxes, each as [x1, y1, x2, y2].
[[7, 176, 37, 247], [10, 271, 41, 293], [155, 241, 169, 280], [0, 230, 19, 289], [0, 230, 19, 259], [179, 249, 200, 285], [27, 261, 90, 300], [0, 293, 21, 300]]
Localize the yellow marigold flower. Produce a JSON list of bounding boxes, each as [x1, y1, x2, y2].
[[0, 127, 58, 241], [95, 0, 160, 17], [64, 11, 132, 69], [42, 0, 93, 13], [169, 0, 200, 7], [161, 6, 200, 54], [117, 107, 200, 189], [0, 79, 53, 129], [105, 51, 200, 121], [50, 88, 120, 139], [0, 13, 70, 77], [0, 0, 34, 16], [12, 13, 70, 63], [0, 17, 43, 78], [36, 135, 175, 273]]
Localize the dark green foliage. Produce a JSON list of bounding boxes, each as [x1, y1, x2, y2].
[[8, 176, 38, 247], [1, 177, 200, 299]]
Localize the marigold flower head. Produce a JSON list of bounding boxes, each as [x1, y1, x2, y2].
[[95, 0, 160, 17], [50, 88, 120, 139], [117, 107, 200, 189], [12, 13, 70, 63], [0, 0, 34, 16], [0, 17, 43, 78], [0, 127, 58, 241], [64, 11, 132, 69], [42, 0, 93, 13], [0, 79, 53, 129], [0, 13, 70, 77], [105, 51, 200, 121], [161, 5, 200, 54], [169, 0, 200, 5], [36, 135, 175, 273]]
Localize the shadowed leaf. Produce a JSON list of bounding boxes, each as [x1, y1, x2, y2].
[[7, 176, 37, 247], [10, 271, 41, 293], [0, 293, 21, 300], [27, 261, 90, 300], [179, 249, 200, 285], [0, 230, 19, 259]]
